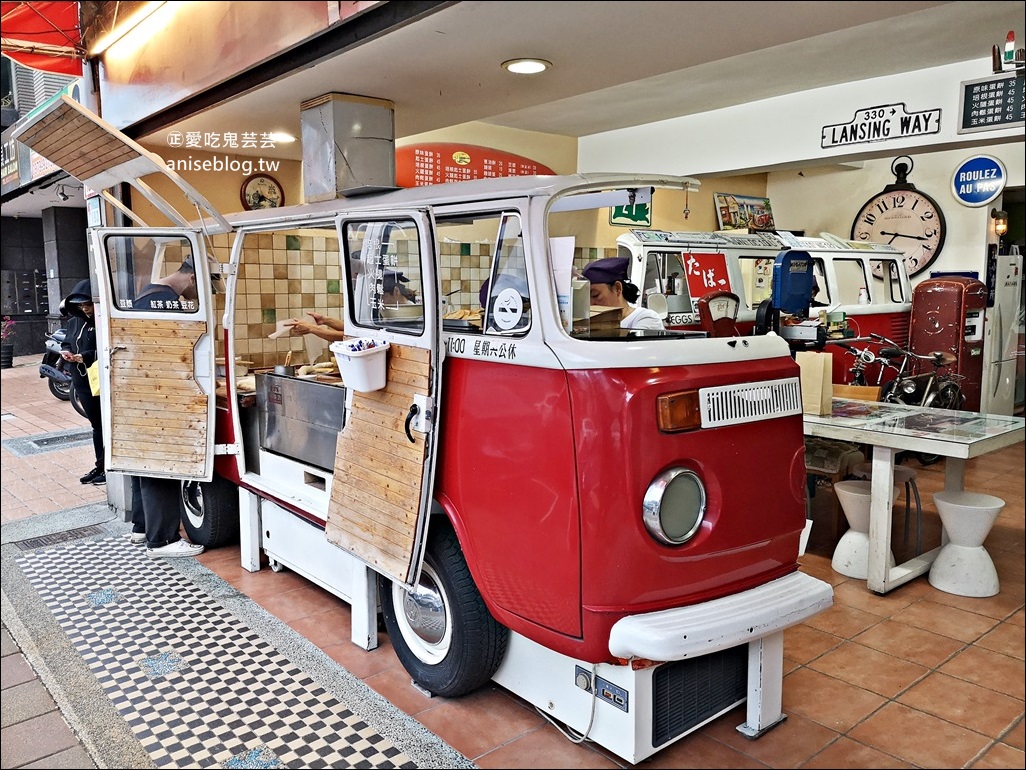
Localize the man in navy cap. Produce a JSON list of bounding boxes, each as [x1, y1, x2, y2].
[[582, 256, 664, 330], [383, 270, 417, 305]]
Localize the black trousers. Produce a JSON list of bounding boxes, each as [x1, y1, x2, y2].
[[73, 380, 104, 470], [130, 476, 183, 548]]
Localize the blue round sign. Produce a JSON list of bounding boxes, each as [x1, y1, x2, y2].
[[951, 155, 1006, 207]]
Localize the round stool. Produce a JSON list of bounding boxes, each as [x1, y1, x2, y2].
[[831, 480, 898, 579], [853, 461, 923, 554], [929, 491, 1004, 597]]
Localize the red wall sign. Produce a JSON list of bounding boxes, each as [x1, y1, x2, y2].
[[396, 143, 555, 187]]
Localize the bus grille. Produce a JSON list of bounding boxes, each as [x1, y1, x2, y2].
[[699, 377, 801, 427], [652, 645, 748, 747]]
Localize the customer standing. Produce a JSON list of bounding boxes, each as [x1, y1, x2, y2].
[[59, 280, 105, 485]]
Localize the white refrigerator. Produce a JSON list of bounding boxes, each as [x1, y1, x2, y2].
[[981, 251, 1023, 415]]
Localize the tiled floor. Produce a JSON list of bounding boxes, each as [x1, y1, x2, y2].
[[2, 354, 1024, 768]]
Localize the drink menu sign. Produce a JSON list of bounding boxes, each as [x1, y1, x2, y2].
[[396, 143, 554, 187]]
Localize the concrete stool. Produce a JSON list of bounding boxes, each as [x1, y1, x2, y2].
[[853, 461, 923, 554], [831, 480, 898, 579], [929, 491, 1004, 597]]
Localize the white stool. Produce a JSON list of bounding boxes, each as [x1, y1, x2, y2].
[[831, 480, 898, 579], [853, 461, 923, 554], [929, 491, 1004, 597]]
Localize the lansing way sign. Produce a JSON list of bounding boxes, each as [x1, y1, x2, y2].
[[821, 103, 941, 149]]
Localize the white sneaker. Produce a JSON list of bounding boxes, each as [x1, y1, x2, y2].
[[128, 531, 146, 545], [146, 540, 204, 558]]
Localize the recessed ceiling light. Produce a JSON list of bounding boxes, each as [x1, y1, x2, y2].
[[501, 58, 552, 75], [266, 132, 297, 143]]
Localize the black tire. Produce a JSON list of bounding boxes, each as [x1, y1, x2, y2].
[[380, 523, 509, 697], [69, 386, 89, 418], [48, 376, 72, 401], [925, 382, 964, 411], [179, 475, 240, 548]]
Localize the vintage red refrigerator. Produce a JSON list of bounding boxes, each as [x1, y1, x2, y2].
[[909, 276, 987, 412]]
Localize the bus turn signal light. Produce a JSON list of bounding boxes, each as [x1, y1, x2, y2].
[[656, 390, 702, 433]]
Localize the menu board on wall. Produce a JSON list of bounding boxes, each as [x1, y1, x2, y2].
[[396, 143, 554, 187], [958, 73, 1024, 134]]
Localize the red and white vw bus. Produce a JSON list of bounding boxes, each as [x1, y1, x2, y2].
[[14, 96, 832, 764]]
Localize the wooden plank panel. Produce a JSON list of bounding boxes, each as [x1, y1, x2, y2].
[[107, 317, 208, 475], [327, 342, 432, 584]]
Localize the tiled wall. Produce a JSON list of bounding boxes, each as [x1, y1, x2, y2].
[[208, 230, 616, 369]]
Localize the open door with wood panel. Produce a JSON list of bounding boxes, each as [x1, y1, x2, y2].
[[91, 229, 217, 481], [326, 215, 443, 589]]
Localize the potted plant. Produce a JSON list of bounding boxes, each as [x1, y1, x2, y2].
[[1, 316, 14, 369]]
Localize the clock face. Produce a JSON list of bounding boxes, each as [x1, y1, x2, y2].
[[240, 174, 284, 211], [850, 189, 945, 278]]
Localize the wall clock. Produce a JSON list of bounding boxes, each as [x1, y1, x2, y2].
[[850, 156, 946, 279], [240, 173, 284, 210]]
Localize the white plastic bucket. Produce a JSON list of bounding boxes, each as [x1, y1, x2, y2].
[[329, 338, 390, 392]]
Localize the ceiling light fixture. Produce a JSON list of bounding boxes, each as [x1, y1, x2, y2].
[[501, 58, 552, 75], [266, 132, 297, 144]]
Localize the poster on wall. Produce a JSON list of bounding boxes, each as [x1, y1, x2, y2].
[[714, 193, 775, 231]]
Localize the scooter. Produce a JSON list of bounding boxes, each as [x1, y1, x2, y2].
[[39, 328, 88, 418]]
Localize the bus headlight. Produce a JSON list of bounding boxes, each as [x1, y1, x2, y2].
[[643, 468, 706, 545]]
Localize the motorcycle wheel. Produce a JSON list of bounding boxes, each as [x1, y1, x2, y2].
[[48, 376, 72, 401], [69, 386, 89, 419]]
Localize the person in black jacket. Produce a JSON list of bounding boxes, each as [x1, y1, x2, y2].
[[59, 280, 105, 485]]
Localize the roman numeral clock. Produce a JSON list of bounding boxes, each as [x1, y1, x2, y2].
[[851, 156, 947, 279]]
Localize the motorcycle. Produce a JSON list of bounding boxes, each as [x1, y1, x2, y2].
[[39, 327, 88, 418]]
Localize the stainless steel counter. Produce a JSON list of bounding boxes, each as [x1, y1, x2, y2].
[[255, 373, 347, 471]]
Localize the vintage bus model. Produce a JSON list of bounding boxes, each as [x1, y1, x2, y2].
[[617, 229, 914, 384], [13, 96, 832, 764]]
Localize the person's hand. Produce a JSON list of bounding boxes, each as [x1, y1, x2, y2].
[[306, 312, 326, 325], [287, 320, 315, 336], [61, 351, 74, 361]]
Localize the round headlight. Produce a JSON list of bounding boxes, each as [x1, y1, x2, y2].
[[901, 379, 917, 395], [643, 468, 706, 545]]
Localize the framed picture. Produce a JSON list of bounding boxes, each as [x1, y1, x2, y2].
[[240, 173, 285, 210], [714, 193, 775, 231]]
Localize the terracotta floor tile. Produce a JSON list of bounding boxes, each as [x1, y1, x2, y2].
[[286, 605, 353, 648], [474, 721, 622, 768], [414, 685, 547, 761], [808, 641, 929, 698], [700, 706, 839, 767], [783, 623, 844, 665], [976, 621, 1026, 659], [898, 671, 1023, 737], [636, 732, 767, 769], [970, 741, 1026, 769], [830, 579, 924, 618], [803, 601, 887, 640], [852, 618, 964, 668], [782, 667, 887, 732], [849, 701, 991, 768], [253, 583, 343, 623], [1003, 717, 1025, 751], [320, 636, 399, 680], [940, 646, 1026, 700], [363, 664, 436, 717], [926, 581, 1026, 621], [894, 598, 1002, 642], [802, 736, 915, 769]]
